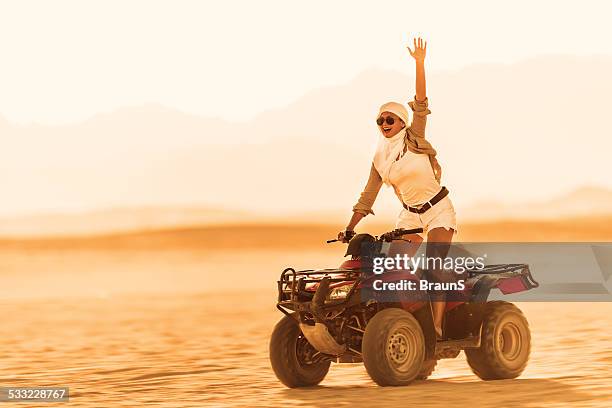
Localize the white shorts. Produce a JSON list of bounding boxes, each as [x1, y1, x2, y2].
[[395, 196, 458, 235]]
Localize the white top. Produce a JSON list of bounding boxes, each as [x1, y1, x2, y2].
[[388, 147, 441, 206]]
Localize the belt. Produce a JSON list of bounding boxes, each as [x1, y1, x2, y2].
[[403, 187, 449, 214]]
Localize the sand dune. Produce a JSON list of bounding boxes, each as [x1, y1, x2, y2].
[[3, 214, 612, 249], [2, 184, 612, 238], [0, 206, 253, 237]]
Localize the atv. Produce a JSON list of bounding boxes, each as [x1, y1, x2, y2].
[[269, 228, 539, 387]]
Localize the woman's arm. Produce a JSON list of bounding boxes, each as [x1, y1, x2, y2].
[[345, 212, 365, 233], [406, 37, 431, 138], [338, 163, 383, 241], [351, 163, 383, 218], [407, 37, 427, 101]]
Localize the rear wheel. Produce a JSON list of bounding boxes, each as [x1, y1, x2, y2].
[[269, 315, 331, 388], [466, 301, 531, 380], [362, 308, 425, 386]]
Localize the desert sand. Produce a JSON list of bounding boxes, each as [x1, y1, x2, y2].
[[1, 218, 611, 407]]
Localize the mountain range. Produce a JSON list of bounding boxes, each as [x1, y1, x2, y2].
[[1, 54, 611, 230]]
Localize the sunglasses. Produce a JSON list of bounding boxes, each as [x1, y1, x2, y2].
[[376, 116, 395, 126]]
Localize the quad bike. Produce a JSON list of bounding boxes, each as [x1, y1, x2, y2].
[[269, 228, 539, 387]]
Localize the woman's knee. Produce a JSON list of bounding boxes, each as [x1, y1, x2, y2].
[[427, 227, 454, 243], [387, 233, 423, 257]]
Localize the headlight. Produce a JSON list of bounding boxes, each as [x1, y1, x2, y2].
[[328, 283, 352, 300]]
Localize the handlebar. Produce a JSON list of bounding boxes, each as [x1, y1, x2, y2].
[[381, 228, 424, 242], [327, 227, 423, 244]]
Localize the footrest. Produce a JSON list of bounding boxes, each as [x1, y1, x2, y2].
[[435, 336, 480, 353]]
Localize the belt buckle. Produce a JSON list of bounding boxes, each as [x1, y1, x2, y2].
[[422, 201, 432, 212], [411, 189, 444, 213], [410, 200, 430, 213]]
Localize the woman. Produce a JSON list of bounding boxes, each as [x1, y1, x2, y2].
[[337, 37, 457, 338]]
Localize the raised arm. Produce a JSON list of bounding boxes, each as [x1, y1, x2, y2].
[[406, 37, 431, 138], [407, 37, 427, 101]]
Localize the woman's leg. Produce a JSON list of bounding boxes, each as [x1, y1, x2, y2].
[[426, 227, 455, 337]]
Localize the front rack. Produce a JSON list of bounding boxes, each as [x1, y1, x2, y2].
[[278, 267, 362, 303]]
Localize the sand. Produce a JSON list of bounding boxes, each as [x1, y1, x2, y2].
[[1, 220, 611, 407], [2, 292, 611, 407]]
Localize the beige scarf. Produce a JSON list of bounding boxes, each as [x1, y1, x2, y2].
[[405, 128, 442, 183]]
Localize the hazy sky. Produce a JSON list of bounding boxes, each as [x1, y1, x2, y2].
[[1, 0, 611, 124]]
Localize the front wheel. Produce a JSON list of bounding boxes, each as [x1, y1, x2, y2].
[[417, 359, 438, 380], [362, 308, 425, 386], [465, 301, 531, 380], [269, 315, 331, 388]]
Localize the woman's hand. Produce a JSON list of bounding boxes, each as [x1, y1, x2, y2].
[[407, 37, 427, 63], [337, 229, 356, 243]]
